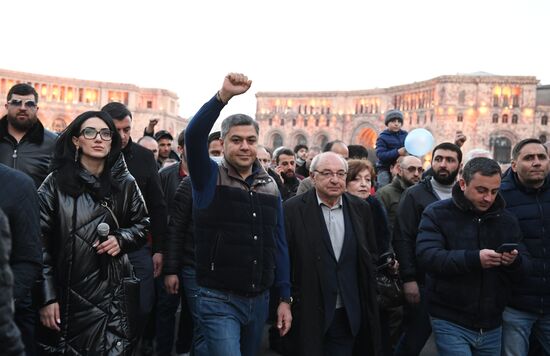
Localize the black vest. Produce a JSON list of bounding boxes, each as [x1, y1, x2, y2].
[[194, 183, 279, 295], [318, 200, 362, 336]]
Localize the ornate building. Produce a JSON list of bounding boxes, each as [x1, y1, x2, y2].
[[0, 69, 187, 139], [256, 73, 550, 163]]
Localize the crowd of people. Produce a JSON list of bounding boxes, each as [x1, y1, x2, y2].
[[0, 74, 549, 356]]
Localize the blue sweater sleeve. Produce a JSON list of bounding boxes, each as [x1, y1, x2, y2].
[[274, 195, 291, 299], [185, 94, 225, 209]]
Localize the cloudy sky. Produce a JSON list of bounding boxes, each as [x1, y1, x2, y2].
[[1, 0, 548, 122]]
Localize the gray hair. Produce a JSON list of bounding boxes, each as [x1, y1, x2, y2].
[[464, 148, 492, 163], [220, 114, 259, 139], [310, 152, 348, 173], [137, 135, 157, 145]]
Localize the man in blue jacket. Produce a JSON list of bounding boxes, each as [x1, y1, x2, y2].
[[185, 73, 292, 356], [500, 138, 550, 355], [417, 157, 524, 355]]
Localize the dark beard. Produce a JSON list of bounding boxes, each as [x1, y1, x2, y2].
[[433, 169, 459, 185], [7, 113, 37, 132], [281, 171, 298, 183]]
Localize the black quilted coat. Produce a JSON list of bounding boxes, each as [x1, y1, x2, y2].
[[36, 155, 149, 355]]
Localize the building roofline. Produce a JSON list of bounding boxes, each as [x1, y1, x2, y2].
[[0, 68, 179, 99], [256, 74, 540, 98]]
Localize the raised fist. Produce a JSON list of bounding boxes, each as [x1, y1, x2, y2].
[[219, 73, 252, 103]]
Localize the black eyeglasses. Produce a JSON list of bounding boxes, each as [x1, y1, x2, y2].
[[79, 127, 113, 141], [8, 99, 37, 109]]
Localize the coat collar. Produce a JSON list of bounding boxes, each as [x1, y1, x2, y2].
[[390, 175, 410, 192], [220, 157, 270, 185], [501, 166, 550, 194], [0, 115, 46, 144]]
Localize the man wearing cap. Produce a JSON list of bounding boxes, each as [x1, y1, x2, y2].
[[375, 109, 408, 188], [154, 130, 180, 167]]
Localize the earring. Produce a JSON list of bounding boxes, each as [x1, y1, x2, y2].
[[74, 147, 79, 162]]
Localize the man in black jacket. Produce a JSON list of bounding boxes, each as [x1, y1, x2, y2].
[[393, 142, 462, 356], [417, 157, 524, 355], [155, 130, 188, 355], [0, 83, 56, 188], [273, 148, 302, 201], [500, 138, 550, 355], [0, 163, 42, 355], [101, 102, 167, 341]]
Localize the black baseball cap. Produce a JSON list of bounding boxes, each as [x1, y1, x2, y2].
[[154, 130, 173, 141]]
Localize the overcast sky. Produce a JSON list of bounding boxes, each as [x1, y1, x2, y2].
[[1, 0, 548, 122]]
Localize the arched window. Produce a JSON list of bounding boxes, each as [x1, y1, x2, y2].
[[492, 114, 499, 124], [457, 113, 463, 122], [295, 134, 307, 146], [491, 137, 512, 163], [272, 133, 283, 149], [542, 115, 549, 126], [512, 114, 518, 124], [317, 135, 329, 148], [502, 114, 508, 124]]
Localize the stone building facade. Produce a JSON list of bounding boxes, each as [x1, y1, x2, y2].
[[256, 73, 550, 163], [0, 69, 187, 139]]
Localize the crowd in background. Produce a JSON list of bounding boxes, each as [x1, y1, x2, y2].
[[1, 75, 550, 356]]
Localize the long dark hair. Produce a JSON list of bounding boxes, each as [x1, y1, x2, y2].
[[51, 111, 122, 198]]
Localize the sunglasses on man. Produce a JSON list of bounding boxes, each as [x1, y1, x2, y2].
[[8, 99, 37, 109]]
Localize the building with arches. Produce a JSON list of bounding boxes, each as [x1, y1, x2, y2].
[[256, 73, 550, 164], [0, 68, 187, 139]]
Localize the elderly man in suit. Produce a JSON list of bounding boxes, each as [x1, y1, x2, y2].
[[283, 151, 381, 356]]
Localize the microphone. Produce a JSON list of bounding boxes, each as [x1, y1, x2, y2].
[[96, 223, 110, 280]]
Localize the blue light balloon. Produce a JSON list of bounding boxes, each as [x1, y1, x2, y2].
[[404, 128, 435, 157]]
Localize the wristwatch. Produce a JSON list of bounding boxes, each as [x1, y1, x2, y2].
[[279, 296, 293, 305]]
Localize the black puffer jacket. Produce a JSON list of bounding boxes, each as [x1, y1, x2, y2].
[[0, 116, 57, 188], [163, 177, 195, 274], [500, 169, 550, 314], [417, 184, 525, 330], [36, 155, 149, 355], [0, 208, 25, 356]]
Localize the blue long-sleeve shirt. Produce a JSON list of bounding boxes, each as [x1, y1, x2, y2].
[[185, 94, 291, 299]]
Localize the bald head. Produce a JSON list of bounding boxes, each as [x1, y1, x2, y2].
[[330, 142, 349, 159], [137, 135, 159, 161], [399, 155, 423, 186]]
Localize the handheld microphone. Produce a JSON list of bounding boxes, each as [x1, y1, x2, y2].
[[96, 223, 110, 280]]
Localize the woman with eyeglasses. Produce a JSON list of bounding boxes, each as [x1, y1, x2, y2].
[[346, 159, 402, 356], [36, 110, 149, 355]]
